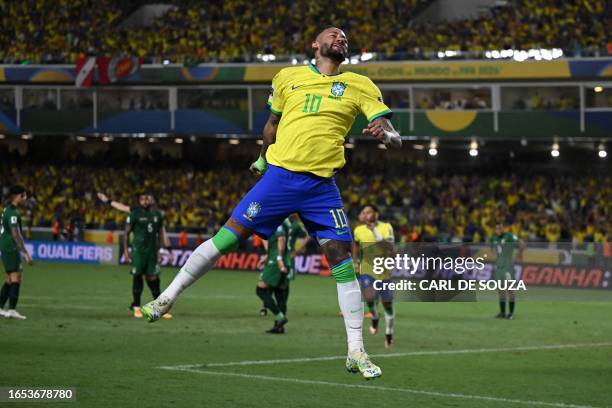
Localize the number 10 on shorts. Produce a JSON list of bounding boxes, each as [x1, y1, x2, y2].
[[329, 209, 348, 229]]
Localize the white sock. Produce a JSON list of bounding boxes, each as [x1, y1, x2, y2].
[[161, 240, 222, 300], [384, 308, 395, 335], [337, 279, 364, 354]]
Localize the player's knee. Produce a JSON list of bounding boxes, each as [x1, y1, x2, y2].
[[255, 286, 268, 299], [322, 239, 352, 266], [363, 288, 376, 302]]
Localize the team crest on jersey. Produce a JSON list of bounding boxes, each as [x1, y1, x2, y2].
[[330, 82, 347, 97], [244, 201, 262, 221]]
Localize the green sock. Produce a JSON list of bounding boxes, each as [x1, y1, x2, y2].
[[331, 259, 356, 283], [275, 311, 285, 321], [211, 227, 239, 254]]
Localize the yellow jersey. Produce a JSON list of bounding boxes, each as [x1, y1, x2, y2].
[[354, 221, 395, 279], [266, 65, 391, 178]]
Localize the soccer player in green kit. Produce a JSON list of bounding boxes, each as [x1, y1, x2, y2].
[[491, 222, 523, 320], [0, 185, 33, 320], [256, 215, 307, 333], [124, 193, 172, 319]]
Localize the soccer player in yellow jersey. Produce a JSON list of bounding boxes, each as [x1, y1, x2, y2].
[[352, 205, 396, 348], [142, 27, 402, 380]]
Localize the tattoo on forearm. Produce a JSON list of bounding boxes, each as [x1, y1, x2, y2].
[[375, 117, 395, 132], [11, 227, 26, 253]]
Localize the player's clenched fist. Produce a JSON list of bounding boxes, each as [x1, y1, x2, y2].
[[250, 155, 268, 177]]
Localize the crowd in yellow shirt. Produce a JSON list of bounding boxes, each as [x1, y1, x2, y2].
[[2, 162, 608, 244], [1, 0, 607, 64]]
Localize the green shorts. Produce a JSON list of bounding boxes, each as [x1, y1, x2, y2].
[[131, 249, 160, 276], [495, 264, 514, 281], [1, 249, 22, 273], [259, 266, 288, 288]]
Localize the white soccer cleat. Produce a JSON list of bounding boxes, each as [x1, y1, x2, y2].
[[0, 309, 8, 318], [345, 351, 382, 380], [7, 309, 27, 320], [141, 295, 174, 322]]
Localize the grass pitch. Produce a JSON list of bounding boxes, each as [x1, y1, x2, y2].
[[3, 262, 611, 407]]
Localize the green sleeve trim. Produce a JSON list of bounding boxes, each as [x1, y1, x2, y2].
[[368, 109, 393, 122], [267, 101, 282, 116]]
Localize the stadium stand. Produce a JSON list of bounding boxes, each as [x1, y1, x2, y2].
[[0, 0, 608, 63], [2, 160, 609, 244]]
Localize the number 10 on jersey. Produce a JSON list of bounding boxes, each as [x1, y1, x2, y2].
[[329, 209, 348, 229], [303, 94, 322, 113]]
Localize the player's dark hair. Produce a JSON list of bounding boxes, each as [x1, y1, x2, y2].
[[8, 185, 26, 197], [361, 204, 378, 213]]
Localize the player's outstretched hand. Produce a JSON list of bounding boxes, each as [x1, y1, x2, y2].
[[24, 252, 33, 266], [97, 192, 109, 203], [362, 119, 402, 148]]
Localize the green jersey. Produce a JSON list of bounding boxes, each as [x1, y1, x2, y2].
[[287, 218, 307, 264], [127, 207, 163, 253], [266, 218, 291, 267], [0, 204, 22, 252], [491, 232, 518, 267]]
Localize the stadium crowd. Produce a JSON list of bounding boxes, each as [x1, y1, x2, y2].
[[1, 162, 609, 244], [0, 0, 608, 63]]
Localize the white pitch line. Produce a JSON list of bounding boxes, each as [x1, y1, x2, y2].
[[160, 367, 600, 408], [158, 342, 612, 369]]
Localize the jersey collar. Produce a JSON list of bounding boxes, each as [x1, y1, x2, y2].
[[308, 64, 343, 77]]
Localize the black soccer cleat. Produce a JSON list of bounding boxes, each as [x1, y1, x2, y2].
[[495, 312, 506, 319], [506, 313, 515, 320], [266, 317, 288, 334]]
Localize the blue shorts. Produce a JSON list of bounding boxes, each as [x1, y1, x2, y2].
[[231, 165, 351, 241], [359, 274, 394, 302]]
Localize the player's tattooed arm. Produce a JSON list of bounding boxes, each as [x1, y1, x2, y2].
[[250, 113, 280, 177], [262, 113, 280, 156], [11, 226, 32, 265], [362, 117, 402, 148]]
